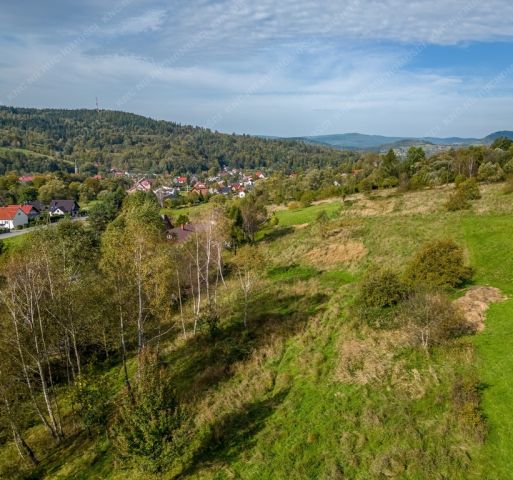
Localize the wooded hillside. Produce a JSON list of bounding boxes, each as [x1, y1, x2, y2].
[[0, 107, 356, 175]]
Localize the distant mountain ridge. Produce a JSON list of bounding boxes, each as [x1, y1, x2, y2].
[[289, 131, 513, 151]]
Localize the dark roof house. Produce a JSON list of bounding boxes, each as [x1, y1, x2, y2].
[[49, 200, 80, 217], [29, 200, 46, 212], [165, 222, 208, 243]]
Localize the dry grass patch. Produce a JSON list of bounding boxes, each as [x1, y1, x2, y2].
[[303, 240, 366, 268], [294, 223, 310, 229], [453, 286, 505, 332], [335, 329, 409, 386]]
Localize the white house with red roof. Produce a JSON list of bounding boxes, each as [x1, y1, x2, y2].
[[0, 206, 29, 230]]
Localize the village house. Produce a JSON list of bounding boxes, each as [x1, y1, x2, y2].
[[20, 204, 40, 221], [28, 200, 46, 213], [164, 221, 209, 243], [154, 186, 178, 206], [0, 206, 29, 231], [49, 200, 80, 217], [128, 177, 153, 193], [191, 182, 209, 196]]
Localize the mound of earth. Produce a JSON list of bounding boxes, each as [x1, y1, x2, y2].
[[453, 286, 505, 332], [304, 240, 366, 267]]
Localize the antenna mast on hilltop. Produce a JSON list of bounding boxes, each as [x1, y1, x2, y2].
[[96, 96, 100, 113]]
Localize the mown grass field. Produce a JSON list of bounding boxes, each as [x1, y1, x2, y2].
[[161, 202, 211, 221], [462, 215, 513, 477], [273, 201, 343, 227], [2, 183, 513, 479]]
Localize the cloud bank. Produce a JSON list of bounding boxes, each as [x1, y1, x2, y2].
[[1, 0, 513, 137]]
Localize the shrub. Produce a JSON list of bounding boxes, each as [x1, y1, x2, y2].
[[446, 178, 481, 211], [382, 176, 399, 188], [287, 201, 301, 210], [358, 268, 407, 309], [354, 268, 408, 327], [445, 191, 470, 211], [454, 174, 467, 187], [477, 162, 505, 182], [299, 191, 315, 208], [70, 371, 111, 435], [502, 177, 513, 195], [112, 349, 188, 474], [458, 178, 481, 200], [399, 291, 470, 349], [200, 306, 221, 340], [315, 210, 329, 238], [504, 159, 513, 175], [176, 214, 190, 227], [404, 239, 473, 288]]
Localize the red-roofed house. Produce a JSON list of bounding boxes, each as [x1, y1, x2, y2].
[[18, 176, 34, 183], [0, 206, 29, 230], [20, 204, 40, 221]]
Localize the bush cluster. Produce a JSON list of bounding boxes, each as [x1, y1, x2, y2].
[[353, 239, 473, 348], [398, 291, 470, 348], [445, 178, 481, 211], [353, 268, 409, 327]]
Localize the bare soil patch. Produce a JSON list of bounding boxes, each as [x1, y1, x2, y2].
[[453, 286, 505, 332]]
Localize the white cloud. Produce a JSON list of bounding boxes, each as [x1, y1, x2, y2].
[[162, 0, 513, 48], [2, 0, 513, 137], [107, 8, 167, 35]]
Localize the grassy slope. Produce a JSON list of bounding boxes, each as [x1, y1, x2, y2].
[[2, 185, 513, 479], [0, 146, 75, 167], [273, 201, 343, 227], [0, 146, 54, 159]]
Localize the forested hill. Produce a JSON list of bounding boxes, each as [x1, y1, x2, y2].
[[0, 107, 356, 175]]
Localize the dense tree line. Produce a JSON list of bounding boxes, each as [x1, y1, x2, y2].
[[255, 140, 513, 207]]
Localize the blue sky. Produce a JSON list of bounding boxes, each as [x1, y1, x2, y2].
[[1, 0, 513, 137]]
